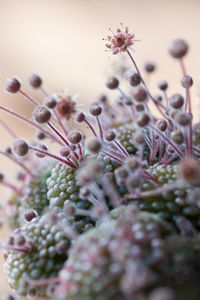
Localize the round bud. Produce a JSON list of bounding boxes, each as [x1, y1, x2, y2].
[[34, 106, 51, 123], [79, 186, 90, 198], [144, 62, 156, 73], [128, 72, 141, 87], [89, 104, 102, 116], [98, 94, 107, 104], [44, 96, 57, 109], [136, 112, 150, 127], [105, 130, 116, 141], [60, 147, 70, 157], [169, 93, 184, 109], [180, 159, 200, 186], [125, 157, 139, 170], [135, 104, 145, 112], [5, 147, 12, 155], [115, 167, 129, 179], [24, 210, 37, 222], [127, 175, 141, 189], [36, 130, 46, 140], [133, 132, 145, 145], [76, 112, 85, 123], [5, 77, 21, 93], [35, 144, 48, 158], [87, 138, 102, 153], [124, 97, 133, 106], [175, 112, 191, 126], [171, 130, 184, 144], [68, 131, 82, 144], [132, 86, 147, 102], [64, 203, 76, 216], [106, 76, 119, 89], [16, 235, 26, 246], [168, 39, 188, 59], [180, 75, 193, 88], [156, 119, 168, 132], [28, 74, 42, 88], [0, 172, 4, 181], [154, 94, 162, 102], [13, 139, 29, 156], [157, 80, 168, 91]]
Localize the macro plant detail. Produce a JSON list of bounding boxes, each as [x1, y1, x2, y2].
[[0, 25, 200, 300]]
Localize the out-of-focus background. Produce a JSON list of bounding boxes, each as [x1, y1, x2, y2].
[[1, 0, 200, 295]]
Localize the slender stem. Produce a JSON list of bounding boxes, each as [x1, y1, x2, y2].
[[0, 180, 20, 194], [96, 116, 103, 139], [126, 49, 165, 110], [102, 151, 123, 164], [53, 109, 69, 137], [180, 58, 193, 157], [149, 124, 184, 159], [84, 118, 97, 137], [0, 118, 17, 139], [29, 146, 77, 168], [32, 277, 60, 286], [0, 105, 62, 145], [0, 150, 33, 177], [19, 90, 39, 106], [47, 122, 69, 147], [114, 140, 129, 157]]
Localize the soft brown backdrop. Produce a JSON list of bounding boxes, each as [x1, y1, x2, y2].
[[1, 0, 200, 295]]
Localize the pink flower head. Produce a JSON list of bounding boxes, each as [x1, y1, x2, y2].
[[104, 24, 136, 55]]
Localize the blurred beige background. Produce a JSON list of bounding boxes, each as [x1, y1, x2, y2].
[[1, 0, 200, 295]]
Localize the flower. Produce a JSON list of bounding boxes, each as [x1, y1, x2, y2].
[[104, 24, 136, 54]]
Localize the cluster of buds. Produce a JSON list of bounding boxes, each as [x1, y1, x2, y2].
[[1, 25, 200, 300]]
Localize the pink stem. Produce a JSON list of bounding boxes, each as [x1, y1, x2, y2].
[[84, 119, 97, 137], [114, 140, 129, 157], [29, 146, 77, 168], [19, 90, 39, 106], [47, 122, 69, 147], [96, 116, 103, 139], [0, 105, 62, 145]]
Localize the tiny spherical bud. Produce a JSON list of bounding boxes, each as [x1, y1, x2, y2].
[[28, 74, 42, 88], [115, 167, 129, 179], [106, 76, 119, 89], [44, 96, 57, 109], [0, 172, 4, 181], [60, 147, 70, 157], [157, 80, 168, 91], [156, 119, 168, 132], [24, 210, 37, 222], [127, 175, 141, 189], [154, 94, 163, 102], [76, 112, 85, 123], [125, 157, 139, 170], [68, 130, 82, 144], [133, 132, 145, 145], [180, 159, 200, 186], [64, 203, 76, 216], [98, 94, 107, 104], [180, 75, 193, 88], [168, 39, 188, 59], [135, 104, 145, 112], [5, 77, 21, 93], [69, 144, 76, 151], [56, 240, 70, 254], [175, 112, 191, 126], [79, 186, 90, 198], [34, 106, 51, 123], [128, 72, 141, 86], [87, 138, 102, 153], [136, 112, 150, 127], [35, 144, 48, 158], [36, 130, 46, 140], [169, 93, 184, 109], [171, 130, 184, 144], [13, 139, 29, 156], [144, 61, 156, 73], [5, 146, 12, 155], [89, 104, 102, 116], [124, 97, 133, 106], [16, 235, 26, 246], [105, 130, 116, 141], [132, 86, 147, 102]]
